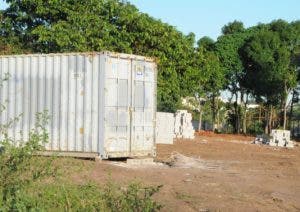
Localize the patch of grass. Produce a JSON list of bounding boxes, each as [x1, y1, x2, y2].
[[175, 191, 194, 202], [17, 181, 162, 212]]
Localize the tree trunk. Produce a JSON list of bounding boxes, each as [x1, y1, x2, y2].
[[243, 111, 247, 134], [269, 106, 273, 133], [234, 93, 240, 134], [264, 119, 268, 134], [259, 105, 262, 122], [297, 120, 300, 136], [198, 105, 202, 131], [283, 105, 287, 130], [264, 106, 269, 134], [217, 107, 220, 131], [282, 82, 289, 130], [265, 105, 272, 134], [212, 95, 216, 132], [242, 93, 249, 134], [289, 89, 296, 133]]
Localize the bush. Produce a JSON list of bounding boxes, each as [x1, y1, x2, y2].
[[0, 112, 56, 211], [103, 181, 162, 212], [248, 121, 264, 135]]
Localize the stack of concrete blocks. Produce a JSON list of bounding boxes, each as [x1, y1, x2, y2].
[[254, 134, 270, 145], [174, 110, 195, 139], [156, 112, 175, 144], [269, 130, 294, 148]]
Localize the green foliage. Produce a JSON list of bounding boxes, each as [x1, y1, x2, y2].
[[201, 50, 225, 96], [0, 111, 56, 211], [240, 29, 297, 105], [248, 121, 264, 135], [103, 181, 162, 212], [215, 27, 249, 94], [16, 181, 162, 212], [197, 36, 215, 51], [222, 20, 245, 35]]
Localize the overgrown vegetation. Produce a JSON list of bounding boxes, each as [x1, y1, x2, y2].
[[8, 180, 162, 211]]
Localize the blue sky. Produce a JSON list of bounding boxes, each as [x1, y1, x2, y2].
[[129, 0, 300, 41], [0, 0, 299, 40]]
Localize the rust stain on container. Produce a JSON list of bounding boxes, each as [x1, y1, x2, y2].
[[80, 128, 84, 134]]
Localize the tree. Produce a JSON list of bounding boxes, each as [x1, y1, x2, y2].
[[186, 37, 226, 131], [222, 20, 245, 35], [201, 50, 225, 131], [240, 29, 297, 132], [215, 22, 249, 133], [197, 36, 215, 51]]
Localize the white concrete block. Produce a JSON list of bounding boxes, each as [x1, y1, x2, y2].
[[156, 112, 175, 144]]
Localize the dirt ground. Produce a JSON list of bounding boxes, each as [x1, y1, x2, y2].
[[74, 134, 300, 212]]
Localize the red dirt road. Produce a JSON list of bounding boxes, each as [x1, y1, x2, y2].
[[75, 134, 300, 211]]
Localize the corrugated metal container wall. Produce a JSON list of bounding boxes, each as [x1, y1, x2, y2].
[[0, 52, 157, 159], [156, 112, 175, 144]]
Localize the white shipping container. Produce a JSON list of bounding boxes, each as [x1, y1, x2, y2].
[[0, 52, 157, 159], [156, 112, 175, 144]]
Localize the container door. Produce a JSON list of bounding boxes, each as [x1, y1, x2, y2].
[[130, 61, 155, 153], [104, 58, 131, 154]]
